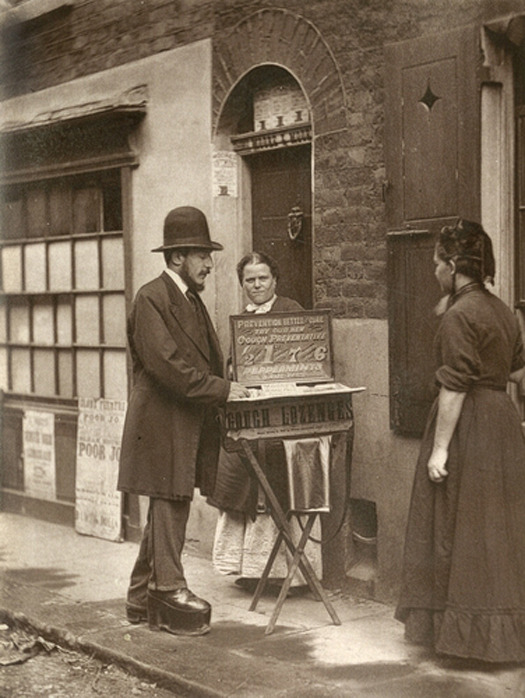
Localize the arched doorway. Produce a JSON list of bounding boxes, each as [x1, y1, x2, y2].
[[212, 8, 347, 330], [217, 65, 313, 308]]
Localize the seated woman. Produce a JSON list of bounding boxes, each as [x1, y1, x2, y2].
[[209, 252, 323, 591]]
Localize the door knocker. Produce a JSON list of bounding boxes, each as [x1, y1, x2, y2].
[[287, 206, 304, 242]]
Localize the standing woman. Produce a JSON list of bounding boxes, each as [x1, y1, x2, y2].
[[210, 252, 323, 589], [396, 219, 525, 663]]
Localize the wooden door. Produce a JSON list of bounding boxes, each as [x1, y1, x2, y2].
[[249, 146, 312, 309]]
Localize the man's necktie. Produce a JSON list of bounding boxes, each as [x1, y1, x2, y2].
[[186, 289, 209, 343]]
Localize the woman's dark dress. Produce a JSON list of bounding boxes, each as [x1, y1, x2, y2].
[[395, 285, 525, 663]]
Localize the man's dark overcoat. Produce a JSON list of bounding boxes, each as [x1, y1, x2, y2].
[[118, 272, 229, 500]]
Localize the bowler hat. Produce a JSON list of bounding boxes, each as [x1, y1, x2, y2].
[[151, 206, 224, 252]]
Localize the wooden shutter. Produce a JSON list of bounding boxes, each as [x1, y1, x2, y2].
[[384, 25, 483, 435], [387, 230, 440, 435]]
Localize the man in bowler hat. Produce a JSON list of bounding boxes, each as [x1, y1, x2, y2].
[[118, 206, 249, 636]]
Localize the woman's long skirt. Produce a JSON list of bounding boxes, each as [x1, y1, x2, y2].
[[395, 388, 525, 663]]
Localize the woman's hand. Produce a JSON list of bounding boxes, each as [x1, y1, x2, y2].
[[428, 387, 466, 483], [509, 366, 525, 386], [427, 446, 449, 483]]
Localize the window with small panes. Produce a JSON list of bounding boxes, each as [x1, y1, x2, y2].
[[0, 168, 128, 401]]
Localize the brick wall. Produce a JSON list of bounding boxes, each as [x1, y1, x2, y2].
[[213, 0, 523, 319], [2, 0, 523, 319], [0, 0, 214, 98]]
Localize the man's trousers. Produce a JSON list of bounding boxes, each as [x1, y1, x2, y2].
[[127, 497, 191, 608]]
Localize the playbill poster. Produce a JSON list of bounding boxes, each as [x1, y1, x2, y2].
[[75, 397, 126, 541], [23, 410, 56, 501], [212, 150, 238, 197]]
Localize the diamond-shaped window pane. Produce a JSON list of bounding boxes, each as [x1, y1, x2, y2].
[[419, 82, 440, 111]]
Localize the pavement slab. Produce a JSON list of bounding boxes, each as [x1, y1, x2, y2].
[[1, 512, 525, 697]]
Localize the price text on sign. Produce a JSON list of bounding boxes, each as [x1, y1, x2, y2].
[[230, 310, 334, 384]]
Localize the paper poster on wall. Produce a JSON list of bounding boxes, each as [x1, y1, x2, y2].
[[212, 150, 238, 197], [75, 397, 126, 541], [23, 410, 56, 501]]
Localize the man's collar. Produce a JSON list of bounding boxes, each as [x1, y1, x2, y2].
[[165, 267, 189, 296], [245, 295, 277, 314]]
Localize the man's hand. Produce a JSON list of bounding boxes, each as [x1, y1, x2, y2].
[[427, 446, 448, 483], [227, 382, 250, 401]]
